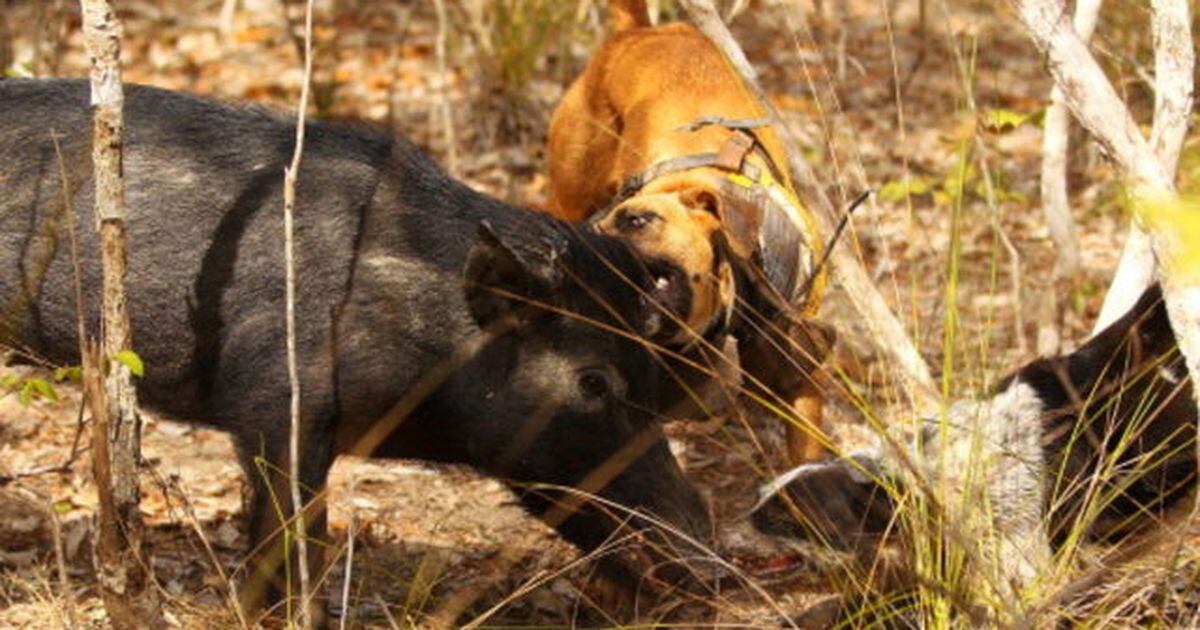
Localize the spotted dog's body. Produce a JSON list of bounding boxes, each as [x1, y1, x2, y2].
[[545, 0, 833, 464], [754, 284, 1196, 608]]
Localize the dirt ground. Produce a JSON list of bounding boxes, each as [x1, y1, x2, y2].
[[2, 0, 1197, 627]]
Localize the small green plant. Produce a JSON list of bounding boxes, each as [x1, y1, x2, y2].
[[1, 373, 60, 406]]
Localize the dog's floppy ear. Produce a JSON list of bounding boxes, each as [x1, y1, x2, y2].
[[680, 185, 762, 260], [463, 221, 563, 328]]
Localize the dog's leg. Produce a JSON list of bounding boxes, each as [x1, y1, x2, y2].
[[738, 316, 836, 465], [787, 376, 829, 465]]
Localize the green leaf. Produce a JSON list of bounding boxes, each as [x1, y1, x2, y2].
[[983, 108, 1032, 132], [54, 500, 74, 514], [112, 350, 145, 377], [54, 366, 83, 383], [25, 378, 59, 402], [878, 177, 935, 201]]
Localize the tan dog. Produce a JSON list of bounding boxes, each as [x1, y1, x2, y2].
[[545, 0, 833, 464]]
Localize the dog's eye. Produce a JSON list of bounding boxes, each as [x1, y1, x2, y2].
[[577, 369, 611, 400], [617, 212, 655, 232]]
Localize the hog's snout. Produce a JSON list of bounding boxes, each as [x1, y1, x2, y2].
[[751, 455, 894, 552]]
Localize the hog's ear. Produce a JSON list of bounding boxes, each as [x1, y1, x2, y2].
[[464, 221, 563, 328]]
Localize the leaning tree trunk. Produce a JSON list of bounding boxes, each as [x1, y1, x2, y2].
[[677, 0, 941, 411], [78, 0, 163, 628], [1010, 0, 1200, 476]]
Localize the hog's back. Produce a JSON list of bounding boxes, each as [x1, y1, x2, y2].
[[0, 80, 384, 421]]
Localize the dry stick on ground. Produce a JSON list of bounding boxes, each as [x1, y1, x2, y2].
[[78, 0, 165, 628], [677, 0, 940, 410], [337, 476, 358, 630], [1036, 0, 1101, 355], [283, 0, 316, 625], [1089, 0, 1190, 328], [1010, 0, 1200, 449]]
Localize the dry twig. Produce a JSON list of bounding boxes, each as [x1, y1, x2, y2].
[[282, 0, 317, 625]]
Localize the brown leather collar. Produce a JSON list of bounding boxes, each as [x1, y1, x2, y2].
[[588, 117, 789, 224]]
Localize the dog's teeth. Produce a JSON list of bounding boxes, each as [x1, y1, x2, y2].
[[655, 276, 670, 290]]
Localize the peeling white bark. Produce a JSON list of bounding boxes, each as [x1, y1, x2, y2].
[[1149, 0, 1194, 177]]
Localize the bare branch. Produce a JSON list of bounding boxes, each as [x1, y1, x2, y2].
[[1013, 0, 1173, 193]]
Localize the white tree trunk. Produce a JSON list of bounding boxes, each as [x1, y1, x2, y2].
[[1012, 0, 1200, 453], [1089, 0, 1194, 332], [1149, 0, 1194, 178]]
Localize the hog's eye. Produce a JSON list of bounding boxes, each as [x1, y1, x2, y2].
[[617, 212, 655, 233], [577, 369, 611, 400]]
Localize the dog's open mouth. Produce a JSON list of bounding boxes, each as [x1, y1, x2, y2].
[[731, 552, 810, 581], [639, 261, 691, 339]]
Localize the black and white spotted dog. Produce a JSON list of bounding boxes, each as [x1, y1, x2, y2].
[[752, 284, 1196, 602]]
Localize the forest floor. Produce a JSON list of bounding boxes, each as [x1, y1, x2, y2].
[[2, 0, 1198, 627]]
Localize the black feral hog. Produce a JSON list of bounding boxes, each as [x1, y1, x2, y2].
[[0, 79, 710, 619]]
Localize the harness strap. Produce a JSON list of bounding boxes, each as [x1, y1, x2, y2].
[[677, 115, 774, 132], [591, 130, 762, 224]]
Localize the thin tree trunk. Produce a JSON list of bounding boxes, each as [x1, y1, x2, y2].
[[1035, 0, 1101, 354], [432, 0, 457, 176], [78, 0, 163, 627], [677, 0, 940, 410], [219, 0, 238, 41], [1040, 0, 1100, 280]]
